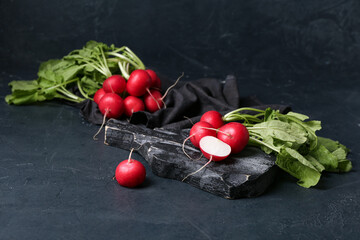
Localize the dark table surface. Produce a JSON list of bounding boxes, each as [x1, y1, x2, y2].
[[1, 1, 360, 239]]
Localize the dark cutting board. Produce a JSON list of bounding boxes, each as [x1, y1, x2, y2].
[[104, 119, 278, 199]]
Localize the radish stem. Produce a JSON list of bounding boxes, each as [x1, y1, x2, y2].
[[127, 148, 135, 163]]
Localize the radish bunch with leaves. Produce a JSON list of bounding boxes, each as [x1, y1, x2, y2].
[[222, 107, 352, 188], [5, 40, 182, 119], [6, 41, 144, 105], [183, 108, 352, 188]]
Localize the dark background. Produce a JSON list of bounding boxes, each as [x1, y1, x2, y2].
[[0, 0, 359, 239]]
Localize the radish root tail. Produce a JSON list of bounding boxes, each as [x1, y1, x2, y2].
[[162, 72, 184, 99], [93, 110, 108, 140], [146, 88, 161, 110], [182, 156, 213, 182], [183, 116, 195, 125], [182, 134, 203, 160]]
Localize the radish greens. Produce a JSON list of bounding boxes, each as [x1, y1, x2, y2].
[[5, 41, 145, 105], [223, 107, 352, 188]]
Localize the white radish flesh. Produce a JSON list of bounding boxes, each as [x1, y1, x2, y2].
[[199, 136, 231, 161]]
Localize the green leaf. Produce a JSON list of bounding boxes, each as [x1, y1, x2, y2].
[[8, 80, 38, 92], [337, 159, 352, 172], [309, 144, 338, 171], [276, 148, 321, 188], [318, 137, 349, 153], [286, 116, 321, 150], [249, 120, 308, 145], [264, 108, 276, 121], [5, 80, 45, 104], [286, 111, 309, 121], [317, 137, 352, 173], [303, 120, 322, 132], [305, 155, 325, 172], [58, 64, 84, 82]]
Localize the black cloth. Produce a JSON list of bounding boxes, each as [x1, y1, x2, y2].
[[75, 75, 291, 129]]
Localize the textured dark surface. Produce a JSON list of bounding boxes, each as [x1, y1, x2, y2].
[[104, 119, 277, 199], [1, 1, 360, 239]]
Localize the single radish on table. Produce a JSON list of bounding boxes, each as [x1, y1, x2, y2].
[[115, 149, 146, 188], [144, 89, 164, 113], [93, 88, 106, 104], [145, 69, 161, 89], [217, 122, 249, 154], [200, 110, 224, 129], [102, 75, 126, 94], [126, 69, 152, 97], [182, 136, 231, 181], [123, 96, 145, 117]]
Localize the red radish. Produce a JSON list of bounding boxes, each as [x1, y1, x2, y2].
[[217, 122, 249, 154], [103, 75, 126, 94], [98, 93, 124, 119], [189, 121, 217, 148], [144, 89, 164, 113], [123, 96, 145, 117], [93, 93, 124, 140], [199, 136, 231, 161], [200, 110, 224, 129], [143, 72, 185, 112], [93, 88, 106, 104], [115, 149, 146, 188], [126, 69, 152, 96], [146, 69, 161, 89]]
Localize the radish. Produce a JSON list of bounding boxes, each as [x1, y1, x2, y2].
[[115, 149, 146, 188], [182, 121, 217, 160], [93, 88, 106, 104], [146, 69, 161, 89], [144, 89, 164, 113], [93, 93, 125, 140], [199, 136, 231, 161], [189, 121, 217, 148], [200, 110, 224, 129], [182, 136, 231, 181], [102, 75, 126, 94], [143, 72, 185, 113], [126, 69, 152, 97], [217, 122, 249, 154], [98, 93, 124, 119], [123, 96, 145, 117]]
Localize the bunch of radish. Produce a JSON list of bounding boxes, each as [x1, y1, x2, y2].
[[93, 69, 164, 120], [182, 110, 249, 180]]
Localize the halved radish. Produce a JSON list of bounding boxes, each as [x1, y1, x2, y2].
[[199, 136, 231, 161], [182, 136, 231, 181]]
